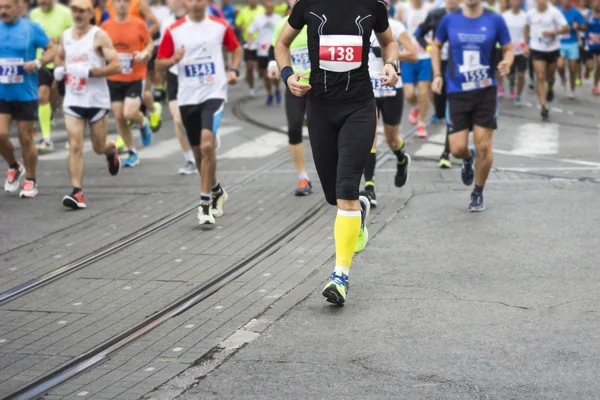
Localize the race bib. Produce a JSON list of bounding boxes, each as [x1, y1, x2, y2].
[[319, 35, 362, 72], [66, 73, 87, 94], [538, 35, 556, 47], [119, 53, 133, 75], [0, 58, 24, 84], [183, 59, 216, 85], [291, 47, 310, 71], [589, 33, 600, 46], [512, 41, 525, 54], [459, 50, 491, 91], [371, 77, 397, 97]]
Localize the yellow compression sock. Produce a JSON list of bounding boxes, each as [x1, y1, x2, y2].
[[334, 209, 362, 270], [38, 103, 52, 140]]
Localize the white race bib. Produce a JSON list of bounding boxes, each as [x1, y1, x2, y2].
[[589, 33, 600, 46], [291, 47, 311, 72], [118, 53, 133, 75], [459, 50, 491, 91], [319, 35, 362, 72], [183, 57, 216, 85], [66, 72, 87, 94], [0, 58, 24, 84]]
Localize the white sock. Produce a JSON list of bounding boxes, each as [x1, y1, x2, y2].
[[184, 150, 194, 163], [334, 266, 349, 277], [298, 172, 309, 181]]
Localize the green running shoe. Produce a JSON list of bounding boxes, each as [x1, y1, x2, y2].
[[354, 196, 370, 253], [322, 271, 349, 305]]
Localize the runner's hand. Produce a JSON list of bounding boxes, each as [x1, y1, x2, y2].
[[174, 46, 185, 63], [67, 65, 90, 79], [380, 63, 398, 87], [287, 73, 311, 97], [542, 31, 555, 38], [227, 70, 238, 85], [432, 75, 443, 95], [267, 60, 279, 79], [23, 61, 38, 74], [53, 66, 66, 81], [497, 59, 511, 76], [134, 51, 149, 63]]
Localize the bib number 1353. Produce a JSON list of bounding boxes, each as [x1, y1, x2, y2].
[[319, 35, 362, 73]]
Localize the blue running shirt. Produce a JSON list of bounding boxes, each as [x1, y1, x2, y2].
[[436, 8, 510, 93], [0, 18, 49, 102], [588, 13, 600, 51], [559, 6, 585, 44]]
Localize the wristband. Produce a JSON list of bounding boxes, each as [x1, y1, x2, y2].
[[34, 59, 42, 70], [229, 68, 240, 77], [280, 66, 294, 87]]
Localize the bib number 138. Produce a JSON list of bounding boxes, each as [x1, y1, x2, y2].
[[319, 35, 362, 73], [324, 46, 356, 62]]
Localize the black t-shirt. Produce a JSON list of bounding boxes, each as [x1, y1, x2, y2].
[[288, 0, 389, 101]]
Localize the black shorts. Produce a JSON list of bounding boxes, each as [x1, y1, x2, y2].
[[591, 48, 600, 56], [244, 49, 258, 61], [285, 88, 307, 145], [179, 99, 224, 146], [167, 71, 178, 102], [510, 54, 527, 74], [306, 96, 376, 205], [446, 86, 497, 134], [580, 46, 593, 62], [375, 89, 403, 126], [38, 67, 66, 96], [148, 47, 159, 71], [108, 80, 144, 102], [257, 56, 269, 70], [0, 100, 37, 121], [64, 106, 109, 123], [531, 49, 560, 64]]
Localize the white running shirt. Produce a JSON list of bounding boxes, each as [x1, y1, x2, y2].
[[400, 2, 432, 60], [503, 9, 527, 55], [369, 18, 405, 96], [526, 6, 568, 52], [158, 15, 239, 105], [247, 13, 282, 57], [62, 26, 110, 109], [152, 5, 171, 45]]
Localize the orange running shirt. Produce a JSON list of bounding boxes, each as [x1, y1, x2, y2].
[[106, 0, 142, 20], [101, 17, 150, 82]]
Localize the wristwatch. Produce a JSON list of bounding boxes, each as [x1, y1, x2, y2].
[[385, 61, 399, 72]]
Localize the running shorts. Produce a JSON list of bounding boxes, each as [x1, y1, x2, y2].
[[559, 42, 579, 60], [446, 86, 498, 134], [285, 87, 307, 145], [179, 99, 224, 146], [306, 96, 376, 205], [108, 80, 144, 102], [580, 46, 593, 62], [257, 56, 269, 70], [592, 48, 600, 56], [0, 100, 37, 121], [375, 89, 403, 126], [64, 106, 109, 123], [38, 67, 66, 96], [531, 49, 560, 63], [510, 55, 527, 74], [400, 59, 433, 85], [244, 49, 258, 61], [167, 71, 178, 102]]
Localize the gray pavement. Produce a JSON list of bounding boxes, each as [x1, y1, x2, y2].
[[1, 78, 600, 400]]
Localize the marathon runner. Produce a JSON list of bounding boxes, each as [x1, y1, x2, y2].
[[148, 0, 171, 104], [247, 0, 281, 105], [503, 0, 528, 105], [101, 0, 153, 167], [588, 0, 600, 94], [221, 0, 237, 28], [30, 0, 72, 152], [1, 0, 55, 198], [157, 0, 242, 226], [236, 0, 265, 97], [276, 0, 399, 305], [577, 0, 592, 85], [557, 0, 586, 98], [432, 0, 514, 212], [524, 0, 569, 119], [54, 0, 122, 209], [397, 0, 432, 139], [360, 0, 417, 208], [267, 0, 311, 195], [414, 0, 460, 168]]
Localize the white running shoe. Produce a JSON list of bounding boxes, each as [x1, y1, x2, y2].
[[4, 164, 25, 193], [198, 202, 216, 226], [178, 161, 197, 175], [19, 180, 38, 198]]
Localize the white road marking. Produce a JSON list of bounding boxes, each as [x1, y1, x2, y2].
[[220, 131, 288, 159], [414, 143, 445, 158], [280, 125, 309, 137], [511, 123, 559, 155], [142, 126, 240, 159]]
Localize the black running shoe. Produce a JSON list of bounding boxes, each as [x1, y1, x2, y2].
[[546, 89, 554, 103], [359, 186, 377, 208], [541, 105, 549, 121], [394, 154, 411, 188]]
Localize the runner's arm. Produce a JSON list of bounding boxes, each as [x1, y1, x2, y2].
[[398, 31, 418, 63], [92, 30, 122, 77], [38, 41, 56, 67], [54, 34, 66, 67], [274, 22, 300, 71], [155, 29, 182, 72], [415, 11, 434, 50], [375, 27, 400, 65], [138, 0, 160, 36]]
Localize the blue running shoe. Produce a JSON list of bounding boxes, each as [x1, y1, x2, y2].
[[430, 115, 439, 124], [266, 94, 274, 106], [322, 271, 349, 305], [140, 120, 152, 147], [461, 144, 476, 186], [469, 191, 485, 212], [275, 91, 282, 104], [123, 152, 140, 167]]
